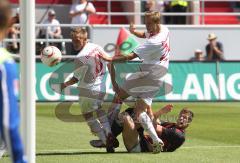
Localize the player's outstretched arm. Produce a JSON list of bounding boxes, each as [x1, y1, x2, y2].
[[111, 52, 138, 62], [154, 104, 173, 119], [60, 77, 79, 91], [129, 23, 146, 38]]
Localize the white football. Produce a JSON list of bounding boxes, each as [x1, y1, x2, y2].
[[41, 46, 62, 67]]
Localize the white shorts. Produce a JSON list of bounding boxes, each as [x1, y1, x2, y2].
[[122, 72, 163, 106]]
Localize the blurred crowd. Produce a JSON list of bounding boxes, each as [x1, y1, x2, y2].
[[4, 0, 228, 61], [143, 0, 188, 24]]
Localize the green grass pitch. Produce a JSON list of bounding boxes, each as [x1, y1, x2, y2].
[[2, 102, 240, 163]]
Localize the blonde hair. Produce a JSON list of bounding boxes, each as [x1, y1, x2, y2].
[[70, 27, 88, 39], [145, 11, 161, 24]]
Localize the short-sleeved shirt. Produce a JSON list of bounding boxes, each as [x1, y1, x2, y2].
[[206, 42, 224, 61], [133, 25, 170, 69], [41, 19, 60, 36], [73, 42, 108, 91], [69, 2, 96, 24]]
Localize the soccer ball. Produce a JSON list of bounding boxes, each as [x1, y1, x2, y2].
[[41, 46, 62, 67]]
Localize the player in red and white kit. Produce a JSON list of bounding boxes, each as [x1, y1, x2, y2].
[[61, 27, 118, 152], [107, 11, 171, 153]]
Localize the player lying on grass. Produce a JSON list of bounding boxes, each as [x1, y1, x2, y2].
[[91, 105, 194, 152], [60, 27, 118, 152], [106, 10, 171, 153]]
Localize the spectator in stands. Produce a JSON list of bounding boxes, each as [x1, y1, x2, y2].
[[163, 2, 171, 24], [7, 7, 20, 53], [190, 49, 205, 61], [69, 0, 96, 55], [69, 0, 96, 25], [205, 33, 224, 61], [145, 0, 156, 12], [144, 0, 165, 23], [145, 0, 165, 12], [41, 9, 62, 40], [39, 9, 65, 54], [170, 0, 188, 24]]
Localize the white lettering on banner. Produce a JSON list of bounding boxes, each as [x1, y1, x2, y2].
[[41, 73, 61, 100], [204, 74, 219, 100], [219, 74, 226, 100], [35, 79, 38, 100], [182, 74, 204, 100], [164, 74, 181, 100], [227, 73, 240, 100], [38, 72, 240, 101]]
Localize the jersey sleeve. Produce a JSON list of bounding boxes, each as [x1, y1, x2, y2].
[[88, 2, 96, 13]]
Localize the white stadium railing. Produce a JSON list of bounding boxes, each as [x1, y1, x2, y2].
[[88, 0, 240, 25], [1, 0, 240, 56]]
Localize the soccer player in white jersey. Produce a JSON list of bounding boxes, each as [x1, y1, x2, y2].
[[60, 28, 118, 152], [108, 11, 170, 153]]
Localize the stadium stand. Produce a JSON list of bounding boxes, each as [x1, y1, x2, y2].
[[201, 1, 239, 24], [89, 1, 128, 24], [10, 0, 128, 25]]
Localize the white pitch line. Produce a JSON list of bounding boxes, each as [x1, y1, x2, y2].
[[36, 146, 240, 154], [37, 148, 126, 153], [181, 145, 240, 149]]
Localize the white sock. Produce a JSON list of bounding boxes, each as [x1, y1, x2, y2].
[[108, 103, 121, 125], [138, 112, 161, 143], [87, 119, 106, 144]]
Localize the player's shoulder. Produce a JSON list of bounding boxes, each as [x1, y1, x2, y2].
[[87, 42, 99, 49], [53, 19, 60, 24], [0, 48, 13, 61], [88, 42, 104, 51], [0, 48, 16, 71], [161, 24, 169, 32]]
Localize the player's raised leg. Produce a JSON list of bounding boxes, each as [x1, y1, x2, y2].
[[121, 111, 142, 152], [135, 99, 163, 153]]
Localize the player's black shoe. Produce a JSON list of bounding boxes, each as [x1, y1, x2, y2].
[[90, 140, 106, 148], [106, 133, 119, 153]]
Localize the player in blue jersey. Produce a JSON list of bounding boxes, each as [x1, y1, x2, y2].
[[0, 1, 26, 163]]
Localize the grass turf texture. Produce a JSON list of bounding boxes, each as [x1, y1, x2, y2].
[[1, 102, 240, 163]]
